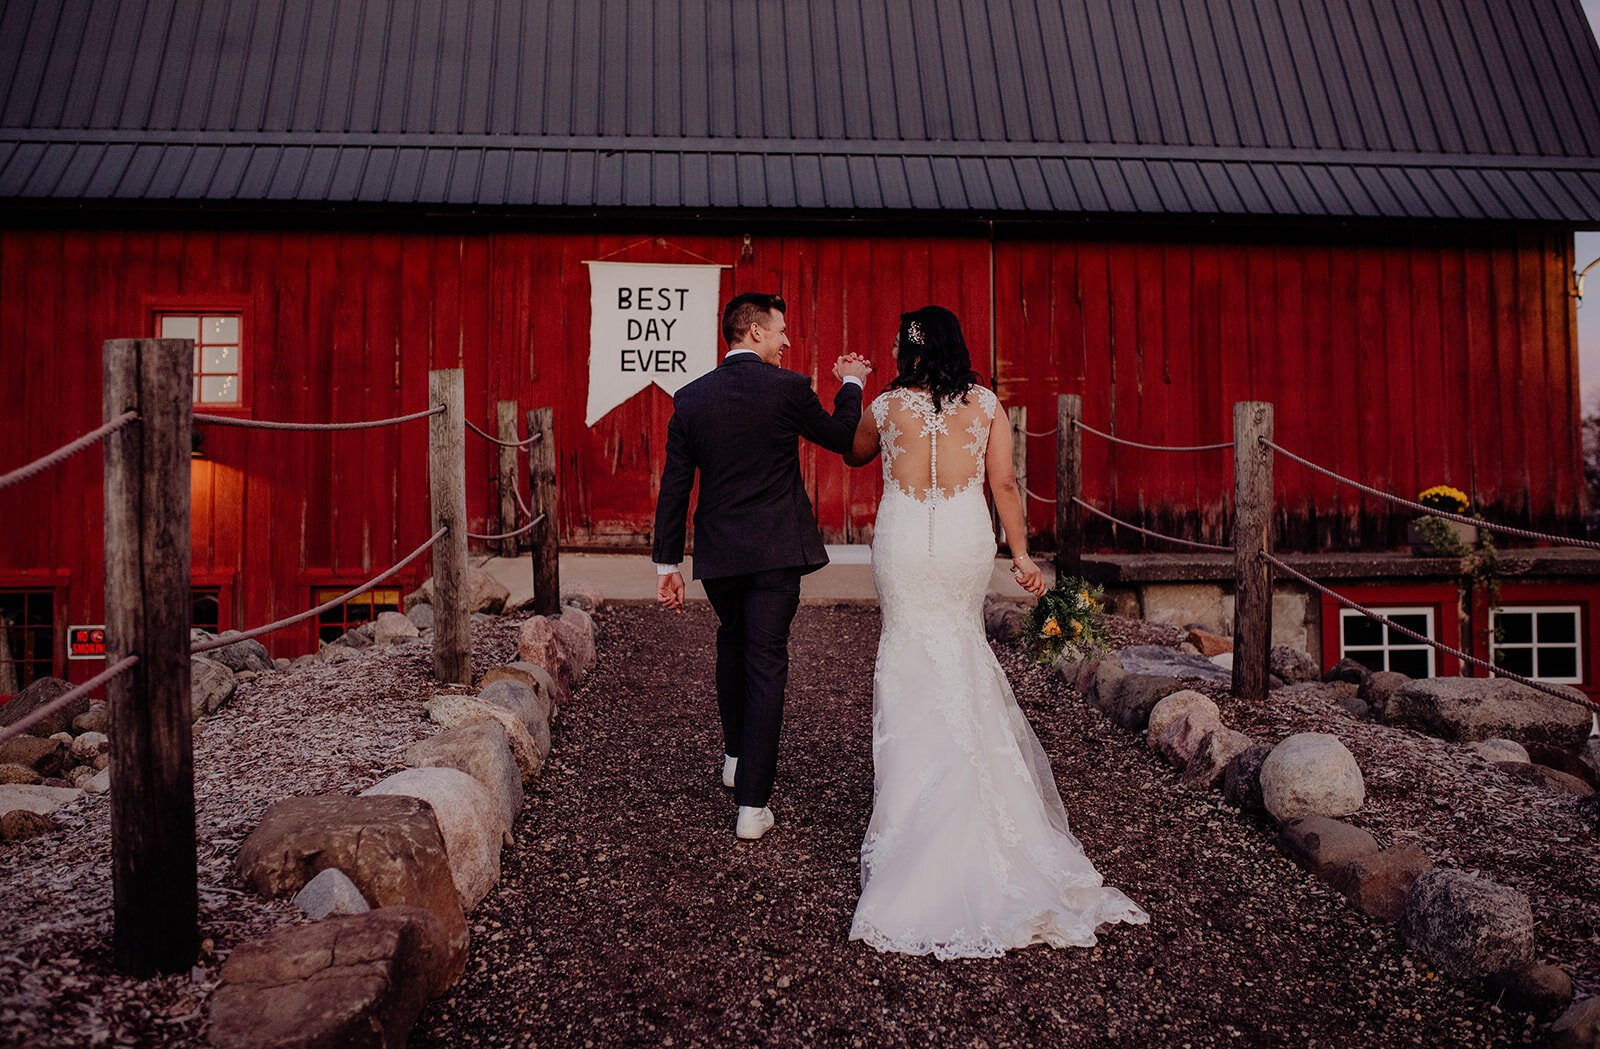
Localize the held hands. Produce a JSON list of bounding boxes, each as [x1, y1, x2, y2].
[[833, 353, 872, 384], [657, 571, 686, 613], [1010, 554, 1047, 597]]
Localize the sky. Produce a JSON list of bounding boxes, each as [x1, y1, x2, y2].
[[1578, 0, 1600, 406]]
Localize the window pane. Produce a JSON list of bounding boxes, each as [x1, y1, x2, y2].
[[200, 375, 239, 403], [1537, 612, 1577, 645], [203, 345, 238, 375], [1348, 650, 1385, 673], [1494, 647, 1534, 677], [192, 590, 220, 634], [1344, 616, 1383, 647], [1497, 612, 1533, 645], [1387, 614, 1429, 641], [161, 315, 199, 340], [1537, 648, 1578, 680], [1389, 649, 1431, 678], [205, 316, 239, 342]]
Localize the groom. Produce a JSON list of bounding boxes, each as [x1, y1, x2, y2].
[[653, 291, 870, 840]]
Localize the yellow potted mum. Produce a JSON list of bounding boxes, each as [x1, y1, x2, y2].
[[1409, 485, 1477, 555]]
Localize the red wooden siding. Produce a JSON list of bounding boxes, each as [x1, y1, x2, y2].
[[0, 224, 1581, 675]]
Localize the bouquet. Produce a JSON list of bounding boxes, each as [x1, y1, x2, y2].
[[1023, 576, 1110, 666], [1417, 485, 1469, 515]]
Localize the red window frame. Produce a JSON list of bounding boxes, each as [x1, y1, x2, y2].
[[1473, 582, 1596, 697], [0, 578, 65, 698], [312, 586, 403, 646], [1319, 583, 1464, 678], [143, 295, 253, 414]]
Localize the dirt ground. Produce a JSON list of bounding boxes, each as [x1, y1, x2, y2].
[[409, 604, 1571, 1049]]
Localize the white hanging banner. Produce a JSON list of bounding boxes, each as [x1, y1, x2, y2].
[[583, 261, 725, 426]]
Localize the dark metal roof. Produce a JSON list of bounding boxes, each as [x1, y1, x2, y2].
[[4, 0, 1600, 220]]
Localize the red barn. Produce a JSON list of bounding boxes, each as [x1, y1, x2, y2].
[[2, 0, 1599, 693]]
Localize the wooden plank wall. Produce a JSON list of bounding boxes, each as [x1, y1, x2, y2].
[[0, 223, 1581, 673]]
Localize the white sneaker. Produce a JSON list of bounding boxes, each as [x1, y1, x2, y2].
[[722, 754, 737, 789], [735, 805, 774, 840]]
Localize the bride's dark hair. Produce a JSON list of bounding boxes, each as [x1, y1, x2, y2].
[[886, 305, 983, 412]]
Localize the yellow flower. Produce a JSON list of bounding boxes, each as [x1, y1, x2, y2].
[[1078, 590, 1091, 606], [1072, 620, 1083, 636], [1043, 618, 1062, 637]]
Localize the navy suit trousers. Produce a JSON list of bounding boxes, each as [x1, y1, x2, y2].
[[700, 567, 804, 808]]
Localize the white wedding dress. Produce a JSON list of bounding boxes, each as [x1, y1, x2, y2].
[[849, 385, 1149, 959]]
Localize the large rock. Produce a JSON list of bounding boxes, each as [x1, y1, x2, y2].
[[1258, 733, 1365, 823], [0, 784, 82, 815], [1400, 869, 1534, 979], [1155, 709, 1224, 768], [208, 907, 458, 1049], [191, 656, 237, 719], [1269, 646, 1320, 685], [0, 735, 66, 776], [553, 608, 596, 683], [1223, 740, 1275, 815], [0, 809, 56, 841], [292, 868, 371, 920], [197, 631, 275, 673], [69, 731, 108, 762], [407, 603, 436, 633], [1490, 963, 1574, 1017], [1185, 628, 1232, 658], [1525, 742, 1599, 788], [1111, 674, 1190, 731], [0, 763, 43, 785], [0, 677, 85, 738], [1276, 815, 1379, 877], [404, 721, 524, 833], [559, 580, 605, 613], [362, 768, 504, 913], [1327, 844, 1434, 922], [1322, 657, 1372, 688], [1145, 691, 1218, 746], [1088, 655, 1127, 711], [373, 611, 421, 645], [1358, 670, 1410, 719], [1116, 645, 1232, 685], [478, 679, 550, 734], [405, 566, 510, 615], [1470, 738, 1529, 764], [1582, 738, 1600, 784], [1494, 761, 1595, 797], [1181, 727, 1254, 791], [516, 617, 570, 699], [1552, 997, 1600, 1049], [71, 705, 108, 735], [1385, 677, 1592, 751], [235, 794, 467, 960], [425, 695, 544, 781], [480, 663, 558, 718]]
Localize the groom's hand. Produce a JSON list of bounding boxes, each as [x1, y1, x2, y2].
[[834, 354, 872, 384], [657, 571, 686, 612]]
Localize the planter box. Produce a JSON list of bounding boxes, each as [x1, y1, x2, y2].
[[1408, 517, 1478, 556]]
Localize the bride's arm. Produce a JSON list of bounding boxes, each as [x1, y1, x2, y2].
[[843, 407, 881, 467], [985, 410, 1047, 596]]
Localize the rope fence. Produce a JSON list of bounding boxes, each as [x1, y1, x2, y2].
[[0, 655, 140, 745], [191, 527, 448, 652], [193, 405, 445, 431], [468, 513, 546, 542], [1075, 418, 1235, 453], [1263, 436, 1600, 552], [1264, 553, 1600, 714], [0, 410, 139, 492], [466, 419, 543, 448]]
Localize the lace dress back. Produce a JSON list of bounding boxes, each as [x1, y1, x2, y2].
[[850, 385, 1149, 959]]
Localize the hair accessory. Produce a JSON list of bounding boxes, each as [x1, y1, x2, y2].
[[905, 321, 924, 344]]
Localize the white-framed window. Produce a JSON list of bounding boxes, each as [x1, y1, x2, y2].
[[1340, 607, 1435, 678], [158, 313, 242, 405], [1491, 606, 1582, 684]]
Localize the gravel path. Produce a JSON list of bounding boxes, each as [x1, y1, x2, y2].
[[409, 605, 1555, 1049]]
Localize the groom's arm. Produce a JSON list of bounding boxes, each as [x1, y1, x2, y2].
[[651, 407, 696, 568], [791, 360, 866, 454]]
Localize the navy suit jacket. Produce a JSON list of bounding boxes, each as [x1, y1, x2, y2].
[[652, 354, 863, 580]]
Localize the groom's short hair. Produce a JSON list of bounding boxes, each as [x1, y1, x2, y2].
[[722, 292, 787, 346]]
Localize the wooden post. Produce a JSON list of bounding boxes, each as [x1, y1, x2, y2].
[[103, 337, 196, 976], [1055, 394, 1082, 577], [1232, 401, 1275, 702], [429, 370, 471, 684], [495, 400, 520, 557], [528, 407, 561, 616], [1003, 405, 1026, 549]]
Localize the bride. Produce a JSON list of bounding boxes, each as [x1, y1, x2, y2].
[[843, 305, 1149, 959]]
